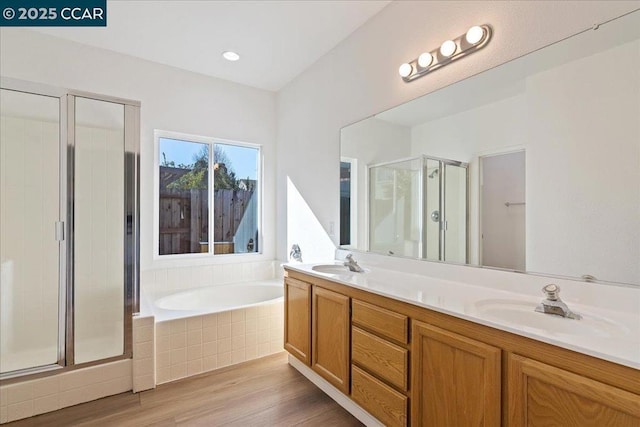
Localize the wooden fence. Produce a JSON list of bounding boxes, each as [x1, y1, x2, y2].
[[159, 188, 253, 255]]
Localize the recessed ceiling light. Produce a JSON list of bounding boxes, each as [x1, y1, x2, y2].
[[222, 51, 240, 61]]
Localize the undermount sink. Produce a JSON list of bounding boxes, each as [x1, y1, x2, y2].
[[474, 299, 629, 339], [312, 264, 352, 275]]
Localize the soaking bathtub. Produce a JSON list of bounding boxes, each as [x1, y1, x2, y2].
[[147, 279, 285, 384], [154, 280, 283, 318]]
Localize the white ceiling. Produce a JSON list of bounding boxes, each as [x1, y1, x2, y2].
[[32, 0, 390, 92]]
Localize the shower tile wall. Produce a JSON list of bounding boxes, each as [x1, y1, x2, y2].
[[74, 122, 125, 364], [0, 360, 132, 424], [155, 301, 284, 384], [140, 260, 278, 300]]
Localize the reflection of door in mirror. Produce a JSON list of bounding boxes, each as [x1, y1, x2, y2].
[[444, 163, 468, 264], [424, 159, 468, 264], [481, 151, 526, 270]]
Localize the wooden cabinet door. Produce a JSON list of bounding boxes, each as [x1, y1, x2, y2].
[[312, 286, 350, 394], [508, 354, 640, 427], [412, 321, 501, 427], [284, 277, 311, 365]]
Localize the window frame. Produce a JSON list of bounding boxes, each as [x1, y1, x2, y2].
[[153, 129, 263, 260]]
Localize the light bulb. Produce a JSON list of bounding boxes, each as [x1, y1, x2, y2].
[[222, 51, 240, 61], [465, 26, 485, 44], [398, 63, 413, 78], [418, 52, 433, 68], [440, 40, 457, 57]]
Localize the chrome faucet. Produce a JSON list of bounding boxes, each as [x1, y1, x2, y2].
[[290, 244, 302, 263], [534, 284, 582, 320], [343, 254, 364, 273]]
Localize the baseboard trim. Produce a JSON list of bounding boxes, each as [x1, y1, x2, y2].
[[287, 355, 383, 427]]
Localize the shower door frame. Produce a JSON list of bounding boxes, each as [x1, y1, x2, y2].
[[0, 77, 140, 382], [434, 158, 470, 264]]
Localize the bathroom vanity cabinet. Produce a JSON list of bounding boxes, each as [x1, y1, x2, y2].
[[284, 277, 311, 365], [284, 278, 351, 394], [351, 300, 410, 426], [411, 321, 501, 426], [311, 286, 350, 394], [508, 355, 640, 426], [283, 268, 640, 427]]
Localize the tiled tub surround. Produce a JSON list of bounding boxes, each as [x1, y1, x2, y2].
[[141, 260, 286, 384], [133, 315, 155, 393], [155, 302, 284, 384]]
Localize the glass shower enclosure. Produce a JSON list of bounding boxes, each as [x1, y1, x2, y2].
[[368, 155, 468, 263], [0, 78, 139, 378]]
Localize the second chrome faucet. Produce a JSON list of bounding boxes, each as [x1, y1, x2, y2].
[[535, 284, 582, 320]]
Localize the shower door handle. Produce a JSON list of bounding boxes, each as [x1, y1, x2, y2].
[[55, 221, 65, 241]]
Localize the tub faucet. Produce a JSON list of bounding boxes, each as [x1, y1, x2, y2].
[[343, 254, 364, 273], [534, 284, 582, 320], [290, 244, 302, 263]]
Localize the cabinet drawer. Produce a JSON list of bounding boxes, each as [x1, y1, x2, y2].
[[352, 299, 408, 344], [352, 365, 408, 427], [352, 327, 408, 391]]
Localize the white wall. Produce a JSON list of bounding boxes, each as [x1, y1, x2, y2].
[[276, 0, 640, 272], [526, 40, 640, 283], [0, 28, 277, 273]]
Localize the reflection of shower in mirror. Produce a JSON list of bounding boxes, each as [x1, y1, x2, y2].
[[367, 155, 468, 263]]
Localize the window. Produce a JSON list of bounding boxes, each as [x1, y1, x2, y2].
[[156, 131, 260, 257], [340, 161, 351, 246], [339, 157, 357, 247]]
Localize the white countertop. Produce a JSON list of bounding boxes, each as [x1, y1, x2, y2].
[[285, 262, 640, 370]]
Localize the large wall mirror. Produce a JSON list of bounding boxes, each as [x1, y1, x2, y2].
[[340, 10, 639, 287]]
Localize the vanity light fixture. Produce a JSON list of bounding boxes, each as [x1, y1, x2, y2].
[[400, 24, 492, 82], [222, 51, 240, 61]]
